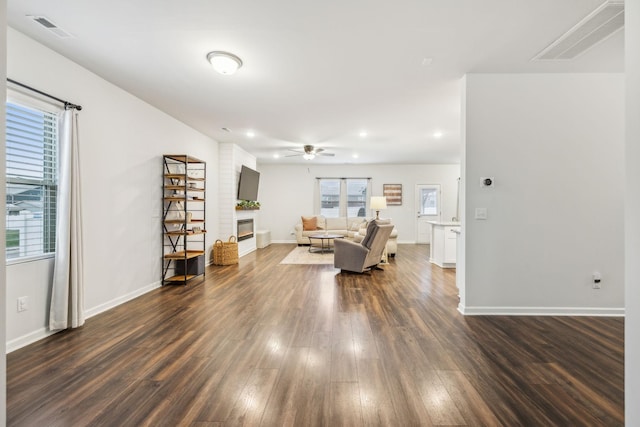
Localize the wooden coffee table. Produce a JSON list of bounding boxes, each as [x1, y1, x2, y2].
[[308, 234, 344, 254]]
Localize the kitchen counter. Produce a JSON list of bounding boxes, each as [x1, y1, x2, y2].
[[428, 221, 460, 268]]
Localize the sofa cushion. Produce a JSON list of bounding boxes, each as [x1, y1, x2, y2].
[[301, 216, 319, 231], [349, 218, 366, 231], [325, 216, 347, 230]]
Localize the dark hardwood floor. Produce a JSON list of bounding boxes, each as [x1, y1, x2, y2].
[[7, 244, 624, 426]]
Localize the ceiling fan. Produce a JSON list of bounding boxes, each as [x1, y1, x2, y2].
[[286, 144, 335, 160]]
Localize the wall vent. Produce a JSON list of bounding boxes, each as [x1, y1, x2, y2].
[[532, 0, 624, 61], [28, 15, 73, 38]]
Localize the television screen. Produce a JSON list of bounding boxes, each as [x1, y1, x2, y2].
[[237, 165, 260, 201]]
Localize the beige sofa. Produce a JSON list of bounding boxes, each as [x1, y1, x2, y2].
[[295, 215, 366, 243], [295, 215, 397, 256]]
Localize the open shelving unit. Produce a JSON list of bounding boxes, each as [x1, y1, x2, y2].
[[162, 155, 206, 285]]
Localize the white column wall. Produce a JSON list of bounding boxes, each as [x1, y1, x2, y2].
[[626, 0, 640, 421], [256, 163, 460, 243], [6, 28, 220, 350], [218, 143, 257, 257], [1, 2, 7, 423], [463, 73, 624, 315]]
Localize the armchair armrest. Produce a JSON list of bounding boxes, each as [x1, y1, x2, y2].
[[334, 239, 369, 272]]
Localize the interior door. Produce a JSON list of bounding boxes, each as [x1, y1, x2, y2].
[[416, 184, 441, 244]]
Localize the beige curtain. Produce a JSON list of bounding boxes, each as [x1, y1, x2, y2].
[[50, 109, 84, 330]]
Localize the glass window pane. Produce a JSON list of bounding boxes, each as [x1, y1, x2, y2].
[[346, 179, 367, 217], [420, 188, 438, 215], [5, 101, 58, 260], [319, 179, 340, 218]]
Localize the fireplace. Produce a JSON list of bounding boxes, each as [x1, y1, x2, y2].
[[237, 219, 254, 241]]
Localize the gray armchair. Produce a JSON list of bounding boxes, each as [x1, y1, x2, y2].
[[333, 220, 394, 273]]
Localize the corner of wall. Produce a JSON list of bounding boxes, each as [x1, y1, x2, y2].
[[1, 4, 8, 423]]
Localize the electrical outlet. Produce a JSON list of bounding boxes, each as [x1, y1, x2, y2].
[[17, 296, 28, 312], [592, 272, 602, 289]]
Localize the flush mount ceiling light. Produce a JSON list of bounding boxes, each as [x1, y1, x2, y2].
[[206, 51, 243, 75]]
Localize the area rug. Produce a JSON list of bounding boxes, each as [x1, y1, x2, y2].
[[279, 246, 335, 265]]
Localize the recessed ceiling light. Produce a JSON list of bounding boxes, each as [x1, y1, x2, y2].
[[433, 131, 443, 138], [246, 131, 255, 138], [273, 154, 280, 159], [359, 131, 367, 137], [206, 51, 243, 75], [352, 154, 359, 159]]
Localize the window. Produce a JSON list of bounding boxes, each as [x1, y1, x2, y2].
[[318, 178, 370, 217], [346, 178, 368, 217], [319, 179, 340, 217], [5, 101, 58, 261], [419, 187, 438, 215]]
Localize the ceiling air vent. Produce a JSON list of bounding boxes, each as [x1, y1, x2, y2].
[[532, 0, 624, 61], [28, 15, 73, 38]]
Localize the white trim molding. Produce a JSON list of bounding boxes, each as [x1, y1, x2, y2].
[[459, 305, 625, 317]]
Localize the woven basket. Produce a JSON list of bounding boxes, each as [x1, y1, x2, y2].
[[213, 236, 238, 265]]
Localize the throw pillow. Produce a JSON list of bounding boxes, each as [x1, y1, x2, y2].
[[350, 219, 364, 231], [301, 216, 318, 231]]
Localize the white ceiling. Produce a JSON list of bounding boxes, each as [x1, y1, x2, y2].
[[7, 1, 624, 165]]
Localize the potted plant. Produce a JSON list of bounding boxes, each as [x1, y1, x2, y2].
[[236, 200, 261, 210]]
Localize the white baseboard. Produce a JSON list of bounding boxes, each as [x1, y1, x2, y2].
[[7, 281, 164, 354], [84, 281, 162, 319], [6, 328, 60, 353], [238, 247, 256, 257], [459, 305, 625, 317]]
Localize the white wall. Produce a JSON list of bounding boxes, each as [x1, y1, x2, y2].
[[626, 0, 640, 421], [1, 1, 7, 423], [462, 73, 624, 315], [6, 28, 220, 350], [256, 163, 460, 243]]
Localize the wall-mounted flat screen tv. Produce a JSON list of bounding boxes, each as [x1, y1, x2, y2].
[[237, 165, 260, 201]]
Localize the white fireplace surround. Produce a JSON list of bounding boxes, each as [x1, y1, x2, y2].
[[219, 143, 259, 258], [235, 210, 257, 256]]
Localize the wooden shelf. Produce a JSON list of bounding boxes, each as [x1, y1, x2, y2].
[[164, 274, 197, 282], [164, 250, 205, 260], [165, 230, 207, 236], [164, 219, 205, 224], [164, 197, 205, 202], [164, 175, 205, 182], [163, 154, 206, 285], [164, 154, 205, 164], [165, 186, 205, 192], [235, 207, 260, 210]]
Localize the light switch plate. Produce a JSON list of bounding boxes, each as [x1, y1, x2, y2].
[[475, 208, 487, 220]]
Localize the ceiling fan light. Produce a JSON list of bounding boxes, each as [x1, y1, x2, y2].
[[207, 51, 243, 75], [303, 153, 315, 160]]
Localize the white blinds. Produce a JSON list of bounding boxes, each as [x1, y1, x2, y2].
[[5, 102, 58, 260]]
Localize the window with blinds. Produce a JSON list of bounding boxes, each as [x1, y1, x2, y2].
[[5, 101, 58, 261], [318, 178, 370, 218]]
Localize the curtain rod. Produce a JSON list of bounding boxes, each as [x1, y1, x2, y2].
[[315, 177, 372, 180], [7, 78, 82, 111]]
